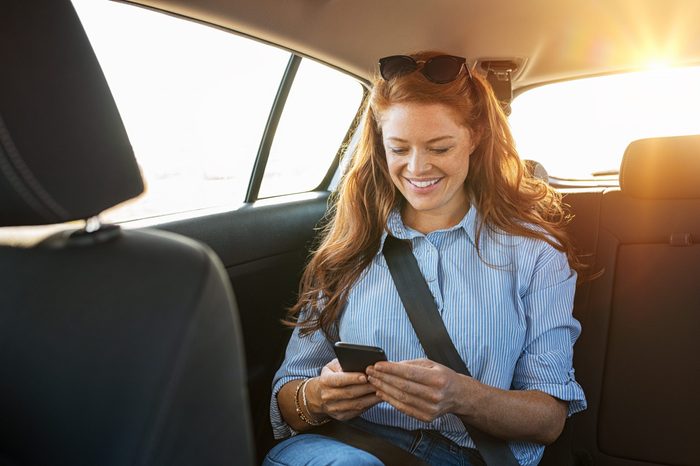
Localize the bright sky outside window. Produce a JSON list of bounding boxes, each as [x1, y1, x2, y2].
[[72, 0, 290, 222], [259, 59, 364, 198], [510, 66, 700, 180]]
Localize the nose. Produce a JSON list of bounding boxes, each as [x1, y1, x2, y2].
[[406, 149, 431, 174]]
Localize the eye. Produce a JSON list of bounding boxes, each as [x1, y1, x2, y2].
[[388, 147, 408, 155], [430, 147, 452, 154]]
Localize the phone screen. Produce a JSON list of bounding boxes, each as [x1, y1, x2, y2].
[[333, 342, 387, 373]]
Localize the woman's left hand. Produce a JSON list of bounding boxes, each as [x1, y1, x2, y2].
[[366, 358, 475, 423]]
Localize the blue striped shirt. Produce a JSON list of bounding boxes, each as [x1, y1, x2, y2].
[[270, 207, 587, 466]]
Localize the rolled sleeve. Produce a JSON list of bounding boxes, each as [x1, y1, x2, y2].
[[512, 245, 587, 416], [269, 324, 335, 438]]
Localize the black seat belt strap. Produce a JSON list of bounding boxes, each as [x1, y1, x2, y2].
[[383, 235, 521, 466], [314, 421, 430, 466]]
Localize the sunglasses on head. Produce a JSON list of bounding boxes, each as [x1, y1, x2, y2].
[[379, 54, 472, 84]]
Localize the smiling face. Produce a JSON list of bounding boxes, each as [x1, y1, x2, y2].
[[381, 102, 475, 233]]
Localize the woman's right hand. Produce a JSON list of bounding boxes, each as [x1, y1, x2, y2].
[[306, 358, 381, 421]]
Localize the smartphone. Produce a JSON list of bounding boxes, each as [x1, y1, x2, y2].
[[333, 342, 387, 373]]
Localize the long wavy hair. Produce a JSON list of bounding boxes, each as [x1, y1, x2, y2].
[[288, 51, 583, 338]]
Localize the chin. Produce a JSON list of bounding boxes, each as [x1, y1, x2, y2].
[[404, 200, 440, 212]]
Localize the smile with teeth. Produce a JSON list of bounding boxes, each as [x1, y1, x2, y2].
[[407, 178, 441, 188]]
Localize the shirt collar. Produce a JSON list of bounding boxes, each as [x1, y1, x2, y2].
[[377, 206, 478, 254]]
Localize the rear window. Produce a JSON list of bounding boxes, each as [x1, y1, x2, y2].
[[509, 66, 700, 181]]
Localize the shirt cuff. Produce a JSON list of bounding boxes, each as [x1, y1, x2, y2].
[[521, 376, 588, 417], [270, 376, 306, 439]]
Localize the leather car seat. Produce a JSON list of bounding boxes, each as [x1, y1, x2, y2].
[[571, 134, 700, 466], [0, 1, 254, 465]]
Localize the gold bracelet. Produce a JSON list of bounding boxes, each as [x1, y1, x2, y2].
[[301, 378, 330, 425], [294, 378, 330, 426]]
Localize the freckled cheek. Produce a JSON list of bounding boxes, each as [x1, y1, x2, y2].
[[445, 156, 470, 182], [386, 158, 406, 185]]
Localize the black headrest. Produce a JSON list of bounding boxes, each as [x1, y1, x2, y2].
[[620, 135, 700, 200], [0, 1, 144, 227]]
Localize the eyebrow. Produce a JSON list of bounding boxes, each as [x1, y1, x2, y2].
[[386, 136, 455, 143]]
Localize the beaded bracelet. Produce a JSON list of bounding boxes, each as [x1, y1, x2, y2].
[[294, 378, 330, 426]]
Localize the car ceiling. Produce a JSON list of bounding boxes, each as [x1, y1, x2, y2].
[[124, 0, 700, 90]]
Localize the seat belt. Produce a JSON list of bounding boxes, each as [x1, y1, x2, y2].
[[383, 235, 521, 466], [313, 420, 429, 466]]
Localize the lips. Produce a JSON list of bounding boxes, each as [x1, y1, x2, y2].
[[407, 177, 441, 188]]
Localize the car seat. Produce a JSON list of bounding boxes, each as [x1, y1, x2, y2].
[[0, 1, 254, 465]]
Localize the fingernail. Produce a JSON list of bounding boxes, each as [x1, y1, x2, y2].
[[358, 375, 366, 383]]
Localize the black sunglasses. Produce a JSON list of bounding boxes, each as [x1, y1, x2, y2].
[[378, 55, 472, 84]]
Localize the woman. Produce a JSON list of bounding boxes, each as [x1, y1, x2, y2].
[[264, 51, 587, 466]]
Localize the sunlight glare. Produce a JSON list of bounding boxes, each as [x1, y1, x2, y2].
[[510, 66, 700, 179]]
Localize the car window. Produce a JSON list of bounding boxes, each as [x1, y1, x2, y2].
[[70, 0, 362, 223], [509, 66, 700, 181], [258, 59, 364, 198]]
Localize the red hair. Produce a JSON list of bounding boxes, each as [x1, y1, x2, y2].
[[287, 51, 582, 337]]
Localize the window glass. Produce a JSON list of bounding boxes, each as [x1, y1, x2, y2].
[[258, 59, 364, 198], [509, 66, 700, 180], [71, 0, 290, 222]]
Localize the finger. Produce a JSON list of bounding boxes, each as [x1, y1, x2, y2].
[[370, 361, 435, 387], [325, 392, 382, 416], [339, 392, 382, 411], [323, 381, 377, 401], [398, 358, 437, 368], [374, 389, 436, 423], [321, 367, 368, 388], [367, 371, 433, 408], [327, 358, 342, 372]]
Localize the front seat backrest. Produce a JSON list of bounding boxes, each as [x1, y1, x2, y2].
[[0, 2, 254, 465]]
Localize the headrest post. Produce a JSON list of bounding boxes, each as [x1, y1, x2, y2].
[[85, 216, 103, 234]]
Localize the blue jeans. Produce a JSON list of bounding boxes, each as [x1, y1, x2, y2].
[[262, 418, 485, 466]]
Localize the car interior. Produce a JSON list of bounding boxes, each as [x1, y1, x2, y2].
[[1, 3, 254, 465], [1, 1, 698, 465]]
